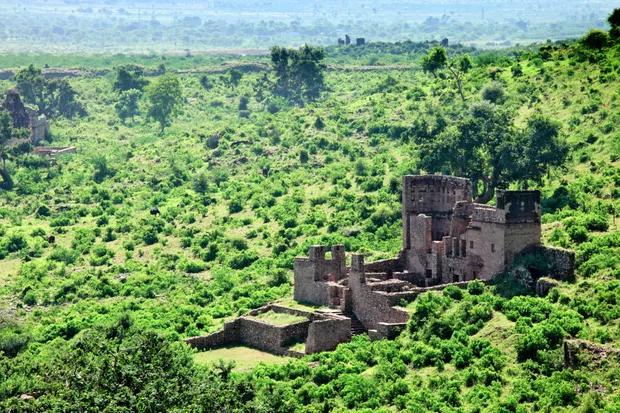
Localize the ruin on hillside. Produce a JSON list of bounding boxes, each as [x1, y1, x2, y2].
[[0, 89, 49, 145], [187, 175, 575, 355]]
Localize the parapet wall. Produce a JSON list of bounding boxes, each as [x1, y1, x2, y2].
[[497, 190, 541, 223], [522, 245, 575, 281], [363, 254, 405, 274], [185, 305, 312, 355], [306, 318, 351, 354]]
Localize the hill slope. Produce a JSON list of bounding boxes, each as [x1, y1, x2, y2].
[[0, 35, 619, 411]]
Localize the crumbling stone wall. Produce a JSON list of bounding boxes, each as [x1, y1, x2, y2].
[[527, 245, 575, 280], [294, 245, 345, 306], [0, 89, 49, 144], [185, 319, 240, 350], [349, 255, 411, 330], [536, 277, 558, 296], [363, 253, 405, 274], [306, 318, 351, 354], [1, 89, 30, 129], [369, 322, 406, 341]]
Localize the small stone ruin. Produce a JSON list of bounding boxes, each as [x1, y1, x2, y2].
[[0, 89, 49, 145]]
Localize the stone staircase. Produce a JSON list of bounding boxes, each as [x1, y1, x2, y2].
[[348, 314, 367, 336], [326, 310, 368, 336]]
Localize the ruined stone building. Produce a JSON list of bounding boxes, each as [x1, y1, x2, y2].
[[1, 89, 49, 145], [292, 175, 574, 337], [188, 175, 575, 355]]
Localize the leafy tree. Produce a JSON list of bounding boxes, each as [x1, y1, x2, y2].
[[609, 8, 620, 39], [8, 320, 247, 411], [115, 89, 141, 124], [199, 75, 213, 90], [239, 95, 249, 111], [415, 109, 567, 203], [145, 74, 183, 133], [228, 69, 243, 89], [516, 115, 568, 187], [270, 45, 326, 104], [580, 30, 609, 50], [113, 65, 148, 93], [91, 154, 115, 183], [12, 64, 45, 106], [480, 81, 506, 104], [13, 65, 84, 118], [45, 78, 85, 119], [421, 47, 447, 77], [299, 149, 309, 164], [421, 47, 473, 101]]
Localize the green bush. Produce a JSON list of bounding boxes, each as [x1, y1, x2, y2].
[[467, 280, 485, 295], [443, 285, 464, 300]]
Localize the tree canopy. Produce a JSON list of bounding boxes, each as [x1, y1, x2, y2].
[[414, 107, 567, 203], [13, 65, 85, 119], [113, 65, 149, 93], [270, 45, 326, 104], [145, 74, 183, 133]]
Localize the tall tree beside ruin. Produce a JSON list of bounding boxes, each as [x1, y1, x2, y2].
[[270, 44, 326, 104], [145, 75, 183, 134], [414, 109, 567, 203], [45, 78, 86, 119], [13, 65, 84, 119], [421, 47, 473, 102], [12, 65, 45, 109]]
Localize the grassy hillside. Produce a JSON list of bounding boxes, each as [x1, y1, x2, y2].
[[0, 31, 619, 411]]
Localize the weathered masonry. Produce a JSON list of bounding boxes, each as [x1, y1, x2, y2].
[[188, 175, 576, 356], [293, 175, 575, 339], [185, 304, 351, 356], [1, 89, 49, 145]]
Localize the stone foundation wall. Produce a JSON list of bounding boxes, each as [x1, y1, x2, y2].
[[369, 322, 407, 341], [306, 318, 351, 354], [186, 305, 312, 355], [532, 245, 575, 280], [34, 146, 76, 156], [504, 222, 541, 268], [185, 320, 240, 350], [349, 255, 411, 330]]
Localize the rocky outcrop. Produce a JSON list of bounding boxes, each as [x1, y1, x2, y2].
[[564, 339, 620, 369]]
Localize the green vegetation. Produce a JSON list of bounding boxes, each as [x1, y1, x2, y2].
[[251, 310, 308, 326], [0, 0, 612, 53], [194, 345, 292, 371], [1, 10, 620, 411]]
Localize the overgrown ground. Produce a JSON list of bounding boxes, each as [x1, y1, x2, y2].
[[0, 36, 619, 411]]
